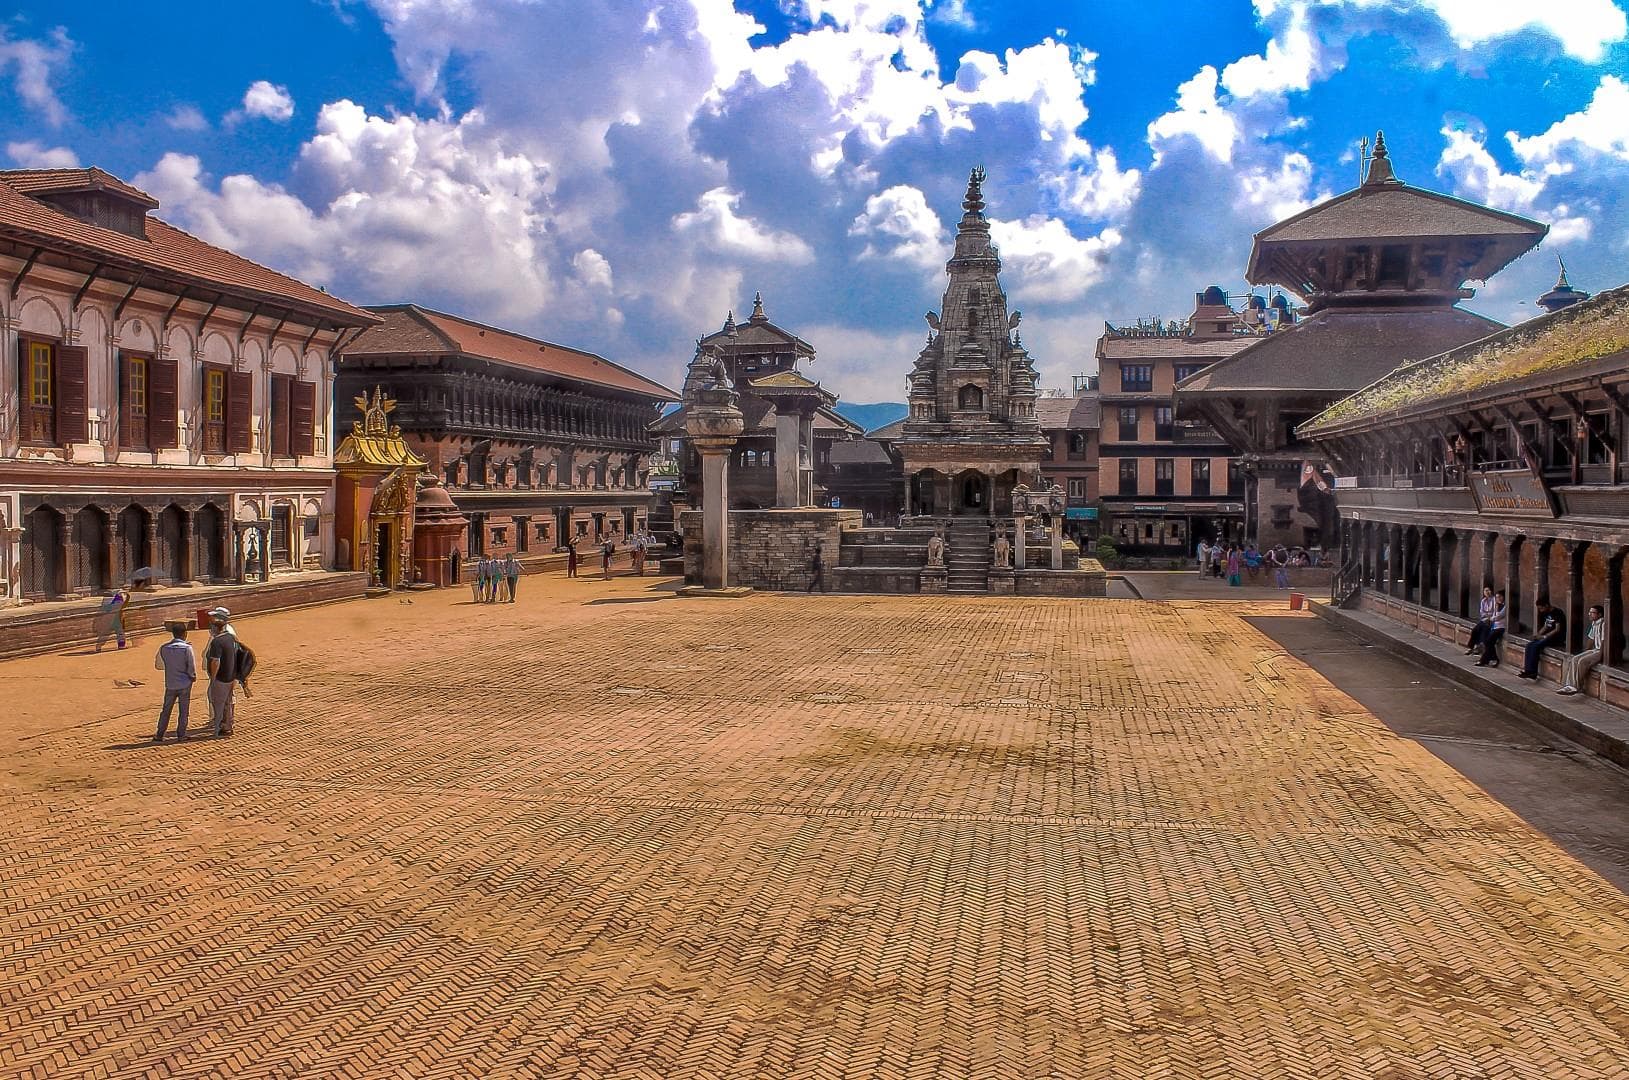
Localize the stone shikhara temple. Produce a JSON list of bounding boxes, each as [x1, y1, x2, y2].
[[679, 169, 1105, 598]]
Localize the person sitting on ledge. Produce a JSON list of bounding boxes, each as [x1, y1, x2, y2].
[[1466, 586, 1499, 656], [1558, 605, 1606, 697], [1518, 600, 1566, 681], [1475, 590, 1507, 668]]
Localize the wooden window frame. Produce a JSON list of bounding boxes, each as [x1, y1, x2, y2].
[[1154, 458, 1175, 496], [22, 337, 56, 446], [121, 351, 152, 450], [1117, 458, 1138, 496], [203, 364, 229, 454], [1191, 458, 1211, 497]]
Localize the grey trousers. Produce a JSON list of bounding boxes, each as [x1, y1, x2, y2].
[[156, 688, 191, 740], [1561, 648, 1602, 691], [208, 678, 236, 735]]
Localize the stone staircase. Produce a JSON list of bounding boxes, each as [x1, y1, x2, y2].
[[946, 520, 992, 593]]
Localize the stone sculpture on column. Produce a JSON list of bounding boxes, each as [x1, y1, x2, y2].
[[682, 344, 747, 593]]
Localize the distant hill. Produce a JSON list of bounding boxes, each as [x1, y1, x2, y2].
[[834, 401, 908, 432]]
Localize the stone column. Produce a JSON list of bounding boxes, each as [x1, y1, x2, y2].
[[1013, 515, 1026, 570], [1607, 547, 1626, 668], [799, 412, 816, 507], [683, 365, 745, 592], [1455, 529, 1471, 618], [1505, 536, 1524, 634], [774, 410, 800, 508], [1532, 537, 1554, 635], [1564, 541, 1586, 652], [1050, 515, 1063, 570]]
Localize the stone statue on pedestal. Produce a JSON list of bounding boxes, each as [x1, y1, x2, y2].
[[993, 532, 1012, 568], [927, 531, 947, 567]]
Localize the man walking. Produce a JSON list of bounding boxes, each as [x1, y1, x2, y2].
[[1270, 545, 1290, 589], [152, 622, 196, 742], [203, 608, 240, 737], [566, 539, 579, 578], [1195, 537, 1211, 579], [807, 542, 825, 593], [504, 553, 521, 603], [601, 538, 614, 580], [471, 555, 485, 603]]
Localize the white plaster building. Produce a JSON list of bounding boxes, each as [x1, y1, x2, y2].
[[0, 167, 377, 603]]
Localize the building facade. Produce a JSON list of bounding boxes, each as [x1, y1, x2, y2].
[[1035, 388, 1101, 545], [897, 168, 1048, 517], [335, 305, 673, 564], [1096, 290, 1253, 555], [0, 167, 377, 603], [1176, 133, 1546, 551], [1302, 282, 1627, 706]]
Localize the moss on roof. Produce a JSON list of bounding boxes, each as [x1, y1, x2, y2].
[[1304, 284, 1629, 432]]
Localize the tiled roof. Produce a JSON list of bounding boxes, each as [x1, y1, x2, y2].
[[828, 439, 894, 465], [1254, 183, 1547, 245], [650, 400, 858, 437], [1096, 334, 1256, 360], [0, 174, 376, 325], [0, 167, 159, 208], [865, 418, 907, 441], [347, 306, 675, 400], [1035, 395, 1100, 430], [1302, 283, 1629, 435], [1176, 306, 1504, 396]]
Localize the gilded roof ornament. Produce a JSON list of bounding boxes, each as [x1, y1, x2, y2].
[[353, 385, 398, 439], [1363, 130, 1398, 186]]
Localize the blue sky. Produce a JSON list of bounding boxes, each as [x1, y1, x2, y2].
[[3, 0, 1626, 400]]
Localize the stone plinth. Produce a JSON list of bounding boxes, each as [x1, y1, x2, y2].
[[680, 508, 862, 591], [919, 566, 948, 593]]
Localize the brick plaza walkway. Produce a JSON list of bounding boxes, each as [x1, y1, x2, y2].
[[4, 577, 1629, 1078]]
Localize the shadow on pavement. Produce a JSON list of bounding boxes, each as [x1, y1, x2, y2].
[[1247, 612, 1629, 893]]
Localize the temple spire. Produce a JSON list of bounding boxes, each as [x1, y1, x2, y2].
[[1556, 256, 1571, 289], [1363, 130, 1398, 186], [1537, 256, 1590, 313], [962, 166, 987, 217], [722, 309, 736, 333], [750, 291, 766, 321]]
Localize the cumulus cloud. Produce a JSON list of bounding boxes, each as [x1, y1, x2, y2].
[[989, 216, 1120, 304], [237, 80, 295, 122], [7, 140, 79, 168], [1420, 0, 1627, 62], [1147, 66, 1239, 164], [673, 187, 815, 263], [0, 24, 74, 127], [850, 185, 947, 269]]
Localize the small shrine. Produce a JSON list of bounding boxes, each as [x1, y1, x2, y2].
[[333, 387, 430, 588]]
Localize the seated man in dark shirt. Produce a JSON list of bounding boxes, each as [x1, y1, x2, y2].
[[1519, 601, 1567, 680]]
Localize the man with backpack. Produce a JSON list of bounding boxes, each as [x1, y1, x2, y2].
[[204, 607, 242, 737]]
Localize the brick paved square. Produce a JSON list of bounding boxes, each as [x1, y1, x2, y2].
[[3, 578, 1629, 1078]]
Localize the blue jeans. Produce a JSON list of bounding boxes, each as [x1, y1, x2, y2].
[[156, 687, 190, 739]]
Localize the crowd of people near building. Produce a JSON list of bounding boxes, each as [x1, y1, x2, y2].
[[1194, 537, 1322, 587], [1464, 588, 1606, 697]]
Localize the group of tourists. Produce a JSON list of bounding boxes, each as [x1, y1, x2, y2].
[[1195, 538, 1302, 589], [472, 554, 524, 603], [563, 533, 659, 580], [1467, 586, 1605, 695], [152, 606, 254, 742]]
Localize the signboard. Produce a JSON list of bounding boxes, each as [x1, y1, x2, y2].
[[1333, 475, 1357, 489], [1131, 504, 1166, 513], [1064, 507, 1097, 520], [1469, 468, 1555, 519]]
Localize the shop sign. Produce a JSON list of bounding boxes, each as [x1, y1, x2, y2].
[[1468, 469, 1555, 518]]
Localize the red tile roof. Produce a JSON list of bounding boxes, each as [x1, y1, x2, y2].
[[347, 305, 675, 400], [0, 173, 375, 325], [0, 167, 160, 208]]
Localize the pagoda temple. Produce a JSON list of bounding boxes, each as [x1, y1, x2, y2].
[[1175, 132, 1547, 550], [896, 167, 1049, 517]]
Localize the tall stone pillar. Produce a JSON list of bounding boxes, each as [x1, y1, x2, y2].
[[683, 347, 746, 593], [1013, 515, 1027, 570], [774, 410, 800, 508]]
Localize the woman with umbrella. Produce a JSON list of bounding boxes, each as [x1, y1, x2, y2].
[[94, 587, 130, 651]]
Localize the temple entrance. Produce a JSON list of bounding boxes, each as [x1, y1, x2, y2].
[[955, 470, 990, 516], [374, 522, 392, 586]]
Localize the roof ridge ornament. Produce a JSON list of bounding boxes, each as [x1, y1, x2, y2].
[[751, 291, 766, 321], [722, 309, 736, 332], [1556, 256, 1571, 289], [1363, 129, 1398, 186]]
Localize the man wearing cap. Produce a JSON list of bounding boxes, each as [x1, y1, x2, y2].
[[203, 608, 240, 737]]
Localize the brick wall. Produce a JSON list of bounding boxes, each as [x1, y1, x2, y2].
[[0, 572, 371, 660]]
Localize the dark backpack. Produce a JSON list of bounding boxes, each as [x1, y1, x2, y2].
[[235, 642, 257, 687]]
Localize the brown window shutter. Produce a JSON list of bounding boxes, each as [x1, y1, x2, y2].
[[291, 380, 316, 457], [55, 344, 89, 444], [227, 368, 253, 453], [149, 354, 179, 448], [118, 353, 134, 444], [270, 375, 291, 457], [14, 336, 25, 410]]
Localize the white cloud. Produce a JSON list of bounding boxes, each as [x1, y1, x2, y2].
[[988, 216, 1121, 304], [929, 0, 978, 29], [0, 25, 73, 127], [1508, 75, 1629, 166], [6, 140, 79, 168], [1221, 2, 1316, 97], [1148, 67, 1239, 164], [138, 100, 559, 319], [572, 248, 614, 291], [239, 80, 295, 122], [794, 322, 921, 402], [1419, 0, 1627, 62], [673, 187, 815, 263], [164, 104, 209, 132], [1238, 151, 1318, 221], [850, 185, 947, 269]]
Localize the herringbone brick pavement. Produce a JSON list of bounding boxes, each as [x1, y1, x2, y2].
[[3, 579, 1628, 1078]]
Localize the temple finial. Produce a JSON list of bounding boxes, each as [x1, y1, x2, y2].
[[722, 309, 736, 332], [751, 291, 766, 321], [1364, 130, 1397, 185], [962, 166, 987, 215], [1556, 256, 1571, 289]]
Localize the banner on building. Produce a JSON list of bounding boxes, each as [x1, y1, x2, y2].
[[1468, 468, 1555, 518]]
